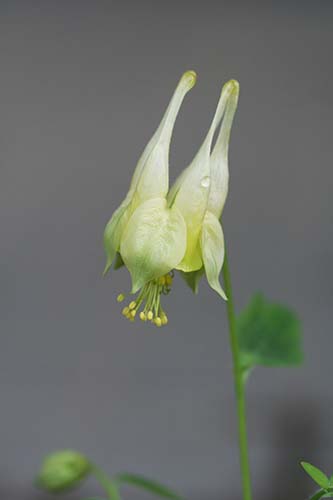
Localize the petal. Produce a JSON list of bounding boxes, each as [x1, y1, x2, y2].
[[131, 71, 197, 202], [208, 80, 239, 218], [200, 210, 227, 300], [175, 226, 203, 272], [120, 198, 186, 293], [179, 268, 204, 294]]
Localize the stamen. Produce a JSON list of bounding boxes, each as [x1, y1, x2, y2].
[[161, 313, 168, 325], [122, 306, 129, 316], [147, 310, 154, 321], [118, 272, 173, 327], [154, 317, 162, 327]]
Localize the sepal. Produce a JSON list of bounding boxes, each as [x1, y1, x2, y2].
[[200, 211, 226, 300]]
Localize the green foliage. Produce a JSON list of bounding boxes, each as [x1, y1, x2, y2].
[[309, 491, 331, 500], [35, 449, 183, 500], [236, 293, 302, 371], [301, 462, 330, 489], [301, 461, 333, 499], [115, 473, 184, 500], [36, 450, 91, 493]]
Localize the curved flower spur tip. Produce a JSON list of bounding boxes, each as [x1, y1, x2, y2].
[[212, 79, 239, 159], [207, 79, 240, 219], [103, 70, 196, 276], [180, 69, 197, 89]]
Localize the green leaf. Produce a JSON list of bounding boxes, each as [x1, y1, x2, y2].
[[236, 293, 302, 370], [115, 473, 183, 499], [301, 462, 330, 489]]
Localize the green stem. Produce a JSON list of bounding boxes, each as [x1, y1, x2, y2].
[[309, 490, 328, 500], [222, 247, 252, 500], [91, 465, 121, 500]]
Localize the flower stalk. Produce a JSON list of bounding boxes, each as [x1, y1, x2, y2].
[[222, 246, 252, 500]]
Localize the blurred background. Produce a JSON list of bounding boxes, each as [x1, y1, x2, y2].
[[1, 1, 332, 499]]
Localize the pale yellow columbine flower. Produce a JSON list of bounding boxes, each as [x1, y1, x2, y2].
[[103, 71, 196, 326], [168, 79, 239, 299], [104, 74, 239, 326]]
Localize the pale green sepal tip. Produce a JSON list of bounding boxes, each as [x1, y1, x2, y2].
[[208, 278, 228, 301], [179, 268, 204, 294], [113, 252, 125, 270], [103, 259, 112, 277]]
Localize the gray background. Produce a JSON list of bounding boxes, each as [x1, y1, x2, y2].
[[1, 1, 332, 499]]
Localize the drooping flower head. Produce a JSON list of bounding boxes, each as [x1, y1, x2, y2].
[[103, 71, 196, 325], [103, 73, 239, 326]]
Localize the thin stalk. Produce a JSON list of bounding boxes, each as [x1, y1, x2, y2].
[[91, 465, 121, 500], [222, 246, 252, 500]]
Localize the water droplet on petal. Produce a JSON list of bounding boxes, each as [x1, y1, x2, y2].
[[201, 176, 210, 188]]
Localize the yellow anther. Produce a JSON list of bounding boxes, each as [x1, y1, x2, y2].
[[154, 317, 162, 327], [117, 293, 125, 303], [122, 307, 130, 316], [158, 276, 166, 286], [147, 311, 153, 321], [165, 275, 173, 286], [139, 312, 147, 321], [161, 314, 168, 325], [129, 301, 136, 310], [130, 309, 136, 318]]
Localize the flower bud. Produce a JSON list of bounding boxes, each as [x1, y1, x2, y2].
[[36, 450, 91, 493]]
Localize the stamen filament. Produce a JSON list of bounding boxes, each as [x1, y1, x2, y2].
[[117, 273, 173, 327]]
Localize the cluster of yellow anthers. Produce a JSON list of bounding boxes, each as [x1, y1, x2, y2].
[[116, 273, 173, 327]]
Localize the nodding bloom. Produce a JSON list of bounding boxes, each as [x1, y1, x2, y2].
[[103, 71, 197, 326], [103, 73, 239, 326]]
